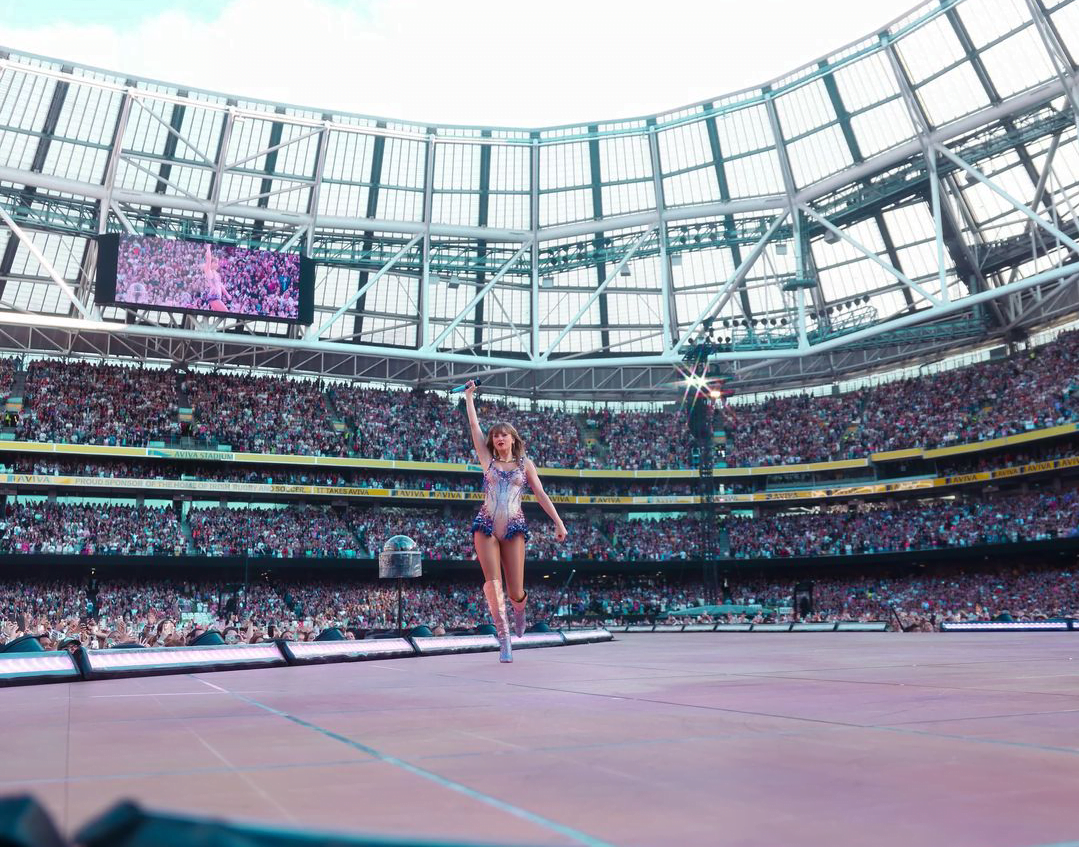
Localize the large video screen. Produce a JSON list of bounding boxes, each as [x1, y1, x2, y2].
[[96, 234, 314, 323]]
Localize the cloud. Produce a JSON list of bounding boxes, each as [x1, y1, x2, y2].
[[0, 0, 915, 127]]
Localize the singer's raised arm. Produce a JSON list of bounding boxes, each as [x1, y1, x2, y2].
[[462, 381, 492, 467]]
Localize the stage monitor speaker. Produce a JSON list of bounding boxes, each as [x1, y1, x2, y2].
[[76, 799, 499, 847], [0, 795, 66, 847], [0, 635, 45, 654], [313, 627, 344, 641], [471, 623, 497, 636], [190, 630, 225, 646]]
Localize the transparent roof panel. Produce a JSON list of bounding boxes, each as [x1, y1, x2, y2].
[[0, 0, 1075, 369]]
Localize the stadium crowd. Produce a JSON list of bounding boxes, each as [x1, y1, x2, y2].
[[8, 329, 1079, 470], [0, 487, 1075, 560], [187, 505, 360, 558], [186, 373, 348, 456], [2, 565, 1076, 649], [0, 502, 183, 555], [17, 361, 180, 446], [726, 492, 1079, 558]]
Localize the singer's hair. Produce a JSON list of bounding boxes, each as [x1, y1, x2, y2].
[[485, 421, 526, 463]]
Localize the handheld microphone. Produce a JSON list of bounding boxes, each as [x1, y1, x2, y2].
[[450, 379, 482, 394]]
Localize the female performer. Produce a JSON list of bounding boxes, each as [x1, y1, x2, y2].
[[463, 380, 567, 662], [202, 243, 230, 312]]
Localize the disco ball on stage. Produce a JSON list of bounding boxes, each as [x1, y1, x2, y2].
[[379, 535, 422, 579]]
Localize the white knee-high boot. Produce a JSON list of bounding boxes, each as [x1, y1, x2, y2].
[[509, 592, 527, 638], [483, 579, 513, 663]]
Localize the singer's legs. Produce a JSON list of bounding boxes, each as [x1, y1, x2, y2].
[[474, 531, 501, 581], [499, 535, 526, 603], [476, 531, 512, 662], [500, 535, 527, 637]]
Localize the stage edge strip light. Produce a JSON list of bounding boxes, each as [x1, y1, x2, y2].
[[941, 621, 1070, 631], [282, 639, 417, 664], [509, 632, 566, 649], [0, 651, 81, 686], [560, 628, 615, 644], [79, 644, 286, 678], [410, 634, 500, 655]]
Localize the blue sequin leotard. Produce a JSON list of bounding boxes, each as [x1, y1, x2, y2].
[[471, 455, 530, 541]]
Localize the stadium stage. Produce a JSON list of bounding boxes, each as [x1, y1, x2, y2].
[[2, 633, 1077, 846]]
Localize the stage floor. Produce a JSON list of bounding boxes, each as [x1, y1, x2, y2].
[[2, 633, 1078, 847]]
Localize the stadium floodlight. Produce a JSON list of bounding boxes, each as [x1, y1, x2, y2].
[[540, 275, 554, 288], [448, 276, 461, 289]]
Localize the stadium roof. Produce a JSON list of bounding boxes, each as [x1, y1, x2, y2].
[[1, 0, 1078, 399]]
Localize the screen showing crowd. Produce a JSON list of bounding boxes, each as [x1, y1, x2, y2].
[[114, 236, 301, 320]]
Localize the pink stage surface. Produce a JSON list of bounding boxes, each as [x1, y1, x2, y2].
[[2, 632, 1078, 847]]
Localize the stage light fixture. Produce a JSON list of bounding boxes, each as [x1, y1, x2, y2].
[[281, 638, 416, 665], [0, 650, 81, 687], [0, 795, 66, 847], [78, 643, 286, 680]]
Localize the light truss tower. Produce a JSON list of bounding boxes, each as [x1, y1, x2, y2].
[[2, 0, 1079, 399]]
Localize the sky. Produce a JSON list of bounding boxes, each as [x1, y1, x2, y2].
[[0, 0, 919, 127]]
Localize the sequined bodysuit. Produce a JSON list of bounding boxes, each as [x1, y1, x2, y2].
[[471, 455, 530, 541]]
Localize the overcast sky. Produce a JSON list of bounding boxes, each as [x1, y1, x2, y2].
[[0, 0, 917, 126]]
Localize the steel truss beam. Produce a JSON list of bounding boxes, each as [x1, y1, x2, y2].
[[1, 18, 1079, 398]]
